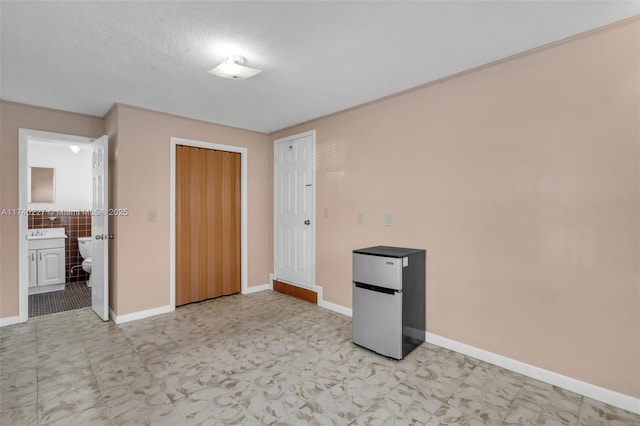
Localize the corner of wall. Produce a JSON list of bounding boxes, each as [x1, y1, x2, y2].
[[104, 104, 119, 315]]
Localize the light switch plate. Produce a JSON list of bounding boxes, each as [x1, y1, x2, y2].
[[148, 209, 158, 222], [324, 208, 329, 218], [385, 213, 393, 227], [357, 213, 364, 225]]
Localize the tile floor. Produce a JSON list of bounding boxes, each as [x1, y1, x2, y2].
[[1, 291, 639, 425], [28, 281, 92, 318]]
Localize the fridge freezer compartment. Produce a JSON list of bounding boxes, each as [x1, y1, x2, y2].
[[352, 283, 402, 359], [352, 253, 402, 290]]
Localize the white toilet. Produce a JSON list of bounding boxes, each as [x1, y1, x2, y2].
[[77, 237, 93, 287]]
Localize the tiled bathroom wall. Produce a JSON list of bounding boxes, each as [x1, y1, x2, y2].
[[28, 211, 91, 283]]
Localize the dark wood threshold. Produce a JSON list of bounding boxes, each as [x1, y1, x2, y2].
[[273, 280, 318, 304]]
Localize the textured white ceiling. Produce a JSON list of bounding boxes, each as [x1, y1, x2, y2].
[[1, 1, 638, 133]]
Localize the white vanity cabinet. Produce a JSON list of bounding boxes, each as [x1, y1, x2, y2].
[[28, 249, 37, 288], [28, 229, 66, 294], [37, 247, 65, 286]]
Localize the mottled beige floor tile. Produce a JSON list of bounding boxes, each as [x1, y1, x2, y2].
[[578, 397, 640, 426], [100, 374, 163, 408], [38, 381, 105, 424], [405, 357, 474, 402], [401, 343, 436, 365], [0, 321, 35, 338], [293, 400, 352, 426], [381, 382, 443, 422], [0, 369, 38, 410], [390, 357, 421, 382], [503, 398, 579, 425], [505, 377, 582, 425], [36, 335, 83, 356], [37, 346, 91, 379], [137, 341, 183, 365], [91, 352, 147, 390], [0, 401, 38, 425], [121, 327, 176, 353], [110, 401, 185, 426], [446, 394, 507, 424], [301, 379, 382, 424], [173, 384, 259, 425], [104, 386, 172, 421], [445, 363, 523, 423], [38, 366, 97, 402], [44, 406, 113, 426], [0, 346, 38, 371], [0, 291, 635, 426], [428, 402, 486, 425], [155, 358, 223, 403], [523, 378, 582, 413], [352, 400, 418, 425]]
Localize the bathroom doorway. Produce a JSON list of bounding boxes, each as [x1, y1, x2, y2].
[[18, 129, 110, 322]]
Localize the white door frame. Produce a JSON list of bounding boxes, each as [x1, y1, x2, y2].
[[273, 129, 316, 289], [18, 129, 97, 323], [169, 137, 248, 309]]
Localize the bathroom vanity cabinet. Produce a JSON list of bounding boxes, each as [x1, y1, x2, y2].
[[28, 233, 66, 294]]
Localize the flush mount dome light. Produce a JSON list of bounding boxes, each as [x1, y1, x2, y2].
[[69, 144, 81, 154], [208, 55, 262, 80]]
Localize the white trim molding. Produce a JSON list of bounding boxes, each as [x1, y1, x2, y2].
[[244, 284, 270, 294], [313, 284, 353, 317], [425, 332, 640, 415], [109, 305, 174, 325], [0, 316, 22, 327], [18, 129, 97, 324], [169, 137, 248, 309]]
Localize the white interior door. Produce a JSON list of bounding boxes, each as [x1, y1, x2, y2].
[[274, 132, 315, 288], [91, 135, 109, 321]]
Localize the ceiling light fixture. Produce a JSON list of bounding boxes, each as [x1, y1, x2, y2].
[[69, 145, 81, 154], [208, 55, 262, 80]]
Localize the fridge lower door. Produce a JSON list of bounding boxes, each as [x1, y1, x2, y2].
[[352, 282, 402, 359]]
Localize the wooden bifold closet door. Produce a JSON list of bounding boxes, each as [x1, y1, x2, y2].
[[176, 145, 241, 306]]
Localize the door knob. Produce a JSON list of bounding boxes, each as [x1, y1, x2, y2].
[[304, 220, 311, 225], [95, 235, 104, 240], [108, 234, 115, 239]]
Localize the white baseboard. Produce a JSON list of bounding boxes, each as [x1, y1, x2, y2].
[[318, 299, 352, 317], [313, 284, 353, 317], [244, 284, 270, 294], [110, 304, 174, 325], [0, 315, 22, 327], [425, 332, 640, 415]]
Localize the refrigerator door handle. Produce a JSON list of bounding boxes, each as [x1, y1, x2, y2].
[[354, 282, 400, 295]]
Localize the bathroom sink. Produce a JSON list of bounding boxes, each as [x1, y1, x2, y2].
[[27, 228, 67, 240]]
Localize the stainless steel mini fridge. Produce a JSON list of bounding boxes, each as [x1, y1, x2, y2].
[[352, 246, 425, 359]]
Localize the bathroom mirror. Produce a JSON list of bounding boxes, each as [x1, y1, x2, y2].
[[29, 167, 55, 203]]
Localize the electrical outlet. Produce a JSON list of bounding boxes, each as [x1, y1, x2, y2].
[[148, 209, 158, 222], [385, 213, 393, 227], [357, 213, 364, 225]]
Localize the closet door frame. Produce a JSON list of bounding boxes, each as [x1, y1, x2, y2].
[[169, 137, 248, 309]]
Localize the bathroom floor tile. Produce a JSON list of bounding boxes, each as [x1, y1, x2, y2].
[[28, 281, 91, 318]]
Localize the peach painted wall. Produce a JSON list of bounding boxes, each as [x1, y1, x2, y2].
[[111, 105, 271, 316], [0, 101, 104, 318], [271, 19, 640, 398]]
